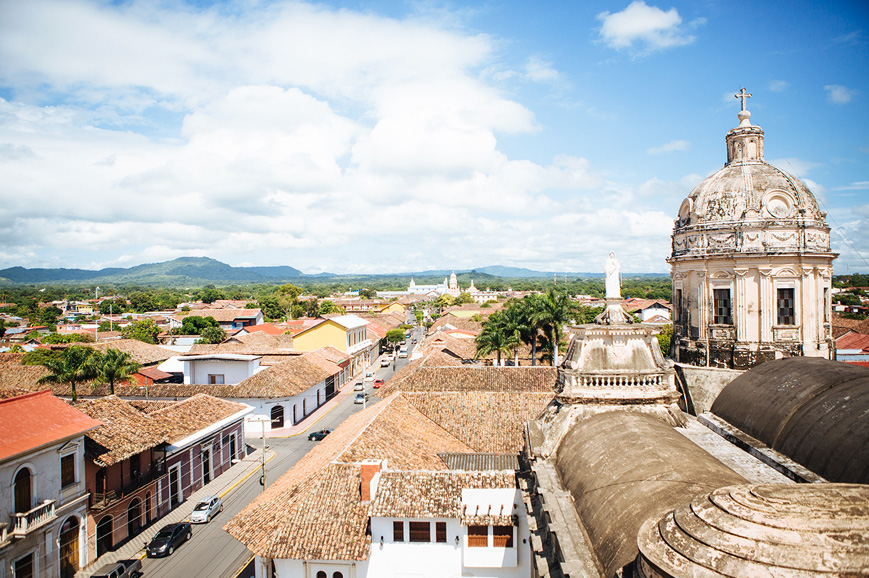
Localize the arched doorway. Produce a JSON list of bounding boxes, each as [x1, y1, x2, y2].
[[95, 468, 106, 505], [59, 516, 80, 578], [14, 467, 32, 513], [127, 498, 141, 538], [96, 516, 113, 557], [270, 405, 284, 429]]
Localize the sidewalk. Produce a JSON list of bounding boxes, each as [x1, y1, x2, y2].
[[75, 448, 273, 577]]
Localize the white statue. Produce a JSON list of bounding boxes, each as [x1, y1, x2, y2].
[[605, 252, 621, 299]]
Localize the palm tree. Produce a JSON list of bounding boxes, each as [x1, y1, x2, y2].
[[536, 288, 578, 367], [518, 294, 547, 366], [95, 348, 142, 395], [37, 345, 99, 402], [500, 303, 529, 366], [475, 312, 519, 366]]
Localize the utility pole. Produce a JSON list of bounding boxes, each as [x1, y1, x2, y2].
[[258, 418, 268, 491]]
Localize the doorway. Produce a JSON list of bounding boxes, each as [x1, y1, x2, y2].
[[202, 448, 212, 485], [169, 465, 181, 508], [59, 516, 80, 578], [127, 498, 141, 538], [96, 516, 113, 557]]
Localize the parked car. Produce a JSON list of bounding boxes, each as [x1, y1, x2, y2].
[[398, 348, 408, 358], [364, 371, 375, 382], [189, 495, 222, 524], [146, 522, 192, 557], [354, 381, 364, 391], [308, 429, 332, 441], [91, 559, 142, 578], [380, 356, 391, 367], [373, 379, 384, 389], [354, 392, 370, 404]]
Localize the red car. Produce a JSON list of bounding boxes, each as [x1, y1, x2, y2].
[[373, 379, 384, 389]]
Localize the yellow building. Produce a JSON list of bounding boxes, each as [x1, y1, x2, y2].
[[292, 315, 372, 375], [376, 302, 405, 315]]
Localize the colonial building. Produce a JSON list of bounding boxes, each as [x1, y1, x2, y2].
[[668, 90, 836, 369]]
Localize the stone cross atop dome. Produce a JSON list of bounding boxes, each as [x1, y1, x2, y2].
[[735, 87, 752, 127], [725, 87, 763, 164]]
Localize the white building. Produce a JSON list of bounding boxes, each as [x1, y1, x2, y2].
[[0, 391, 101, 578], [668, 91, 836, 369]]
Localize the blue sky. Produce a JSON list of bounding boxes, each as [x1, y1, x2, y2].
[[0, 0, 866, 274]]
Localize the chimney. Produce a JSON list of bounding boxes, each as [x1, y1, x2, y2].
[[360, 459, 384, 503]]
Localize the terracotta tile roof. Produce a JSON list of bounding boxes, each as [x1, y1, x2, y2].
[[91, 339, 174, 365], [369, 471, 516, 519], [0, 390, 102, 462], [380, 365, 557, 395], [837, 332, 869, 351], [242, 323, 285, 335], [73, 395, 166, 466], [187, 333, 294, 356], [0, 352, 49, 391], [301, 349, 343, 375], [224, 356, 333, 398], [430, 316, 483, 334], [150, 393, 249, 444], [460, 513, 517, 526], [137, 366, 173, 381], [224, 393, 473, 558], [403, 392, 552, 453], [831, 316, 869, 335], [127, 399, 176, 413], [314, 346, 351, 366]]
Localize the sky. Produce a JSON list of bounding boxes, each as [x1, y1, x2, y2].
[[0, 0, 867, 275]]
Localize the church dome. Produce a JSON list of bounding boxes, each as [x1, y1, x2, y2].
[[671, 92, 831, 259]]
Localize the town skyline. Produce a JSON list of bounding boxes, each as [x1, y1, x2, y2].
[[1, 0, 867, 274]]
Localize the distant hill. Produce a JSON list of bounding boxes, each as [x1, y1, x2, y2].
[[0, 257, 666, 287], [0, 257, 304, 286]]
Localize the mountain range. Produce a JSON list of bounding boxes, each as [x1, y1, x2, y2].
[[0, 257, 660, 287]]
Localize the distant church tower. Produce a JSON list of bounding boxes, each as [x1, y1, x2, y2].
[[448, 271, 460, 297], [668, 89, 836, 369]]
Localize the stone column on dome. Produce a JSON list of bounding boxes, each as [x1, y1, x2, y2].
[[800, 267, 814, 354], [758, 268, 772, 343], [734, 268, 749, 342], [696, 271, 708, 342]]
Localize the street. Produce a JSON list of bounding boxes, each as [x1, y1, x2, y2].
[[137, 324, 423, 578]]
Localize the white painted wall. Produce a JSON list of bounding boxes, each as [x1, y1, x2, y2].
[[183, 358, 260, 385], [240, 381, 328, 437]]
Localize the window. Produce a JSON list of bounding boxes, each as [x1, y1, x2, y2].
[[14, 552, 34, 578], [208, 374, 225, 385], [713, 289, 732, 325], [468, 525, 488, 547], [777, 288, 795, 325], [435, 522, 447, 543], [675, 289, 682, 322], [14, 468, 32, 514], [409, 521, 430, 542], [333, 573, 343, 578], [824, 288, 830, 323], [393, 521, 404, 542], [317, 572, 327, 578], [493, 526, 513, 548], [61, 454, 76, 487]]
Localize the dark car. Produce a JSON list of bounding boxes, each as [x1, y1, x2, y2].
[[146, 522, 191, 557], [307, 429, 332, 441]]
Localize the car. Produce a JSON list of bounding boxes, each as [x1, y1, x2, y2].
[[354, 381, 364, 391], [373, 379, 384, 389], [364, 371, 375, 382], [380, 356, 391, 367], [398, 349, 408, 358], [146, 522, 191, 557], [354, 392, 370, 404], [308, 428, 332, 441], [91, 559, 142, 578], [189, 495, 222, 524], [412, 338, 417, 344]]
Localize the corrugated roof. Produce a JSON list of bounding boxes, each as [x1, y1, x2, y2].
[[438, 452, 521, 471]]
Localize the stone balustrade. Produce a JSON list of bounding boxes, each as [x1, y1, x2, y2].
[[13, 500, 56, 537], [568, 373, 665, 389]]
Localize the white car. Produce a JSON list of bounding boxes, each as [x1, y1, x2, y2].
[[364, 371, 375, 382], [354, 381, 364, 391], [189, 495, 222, 524], [380, 356, 392, 367]]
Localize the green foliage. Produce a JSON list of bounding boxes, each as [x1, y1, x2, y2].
[[38, 305, 63, 326], [453, 292, 474, 305], [35, 345, 99, 402], [93, 348, 142, 395], [121, 319, 161, 344], [386, 328, 405, 344], [318, 300, 343, 316], [42, 332, 93, 344], [834, 293, 862, 306], [173, 315, 219, 335], [656, 324, 673, 356], [358, 288, 377, 299], [199, 325, 227, 344], [98, 298, 127, 315], [414, 310, 423, 324], [197, 286, 223, 304], [22, 348, 59, 366], [470, 313, 483, 322], [129, 291, 156, 313], [841, 312, 868, 320], [475, 311, 520, 366], [434, 294, 454, 308]]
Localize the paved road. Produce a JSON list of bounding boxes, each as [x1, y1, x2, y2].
[[138, 332, 421, 578]]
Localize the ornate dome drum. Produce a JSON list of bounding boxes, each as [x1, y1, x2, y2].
[[667, 90, 837, 369]]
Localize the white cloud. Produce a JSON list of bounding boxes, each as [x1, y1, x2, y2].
[[769, 157, 820, 178], [768, 80, 790, 92], [597, 1, 701, 54], [647, 139, 690, 155], [825, 84, 857, 104], [524, 57, 559, 82], [834, 181, 869, 191]]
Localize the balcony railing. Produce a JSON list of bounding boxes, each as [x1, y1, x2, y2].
[[13, 500, 56, 537], [0, 521, 9, 548]]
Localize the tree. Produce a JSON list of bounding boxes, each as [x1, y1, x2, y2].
[[199, 325, 227, 344], [318, 300, 343, 316], [98, 298, 127, 315], [173, 315, 219, 335], [198, 286, 223, 304], [536, 289, 578, 366], [386, 328, 405, 347], [453, 292, 474, 305], [358, 288, 377, 299], [38, 305, 63, 326], [258, 295, 283, 321], [414, 310, 423, 324], [36, 345, 99, 402], [435, 294, 454, 308], [129, 292, 156, 313], [656, 324, 673, 357], [121, 319, 161, 344], [475, 312, 519, 366], [93, 348, 142, 395], [43, 332, 93, 344]]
